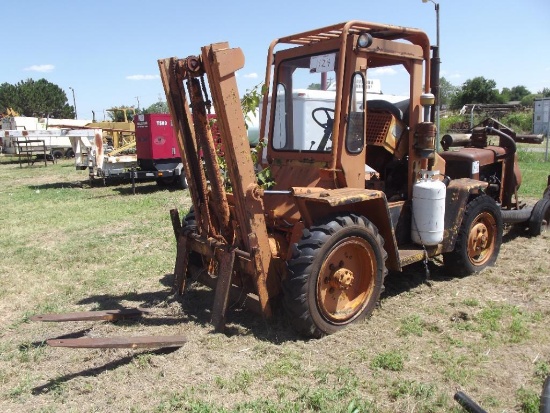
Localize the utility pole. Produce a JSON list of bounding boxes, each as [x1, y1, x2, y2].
[[69, 87, 78, 119]]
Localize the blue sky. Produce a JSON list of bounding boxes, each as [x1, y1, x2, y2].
[[3, 0, 549, 121]]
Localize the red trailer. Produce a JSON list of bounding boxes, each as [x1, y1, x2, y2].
[[134, 113, 187, 188]]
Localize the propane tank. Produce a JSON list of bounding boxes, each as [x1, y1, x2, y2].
[[412, 170, 446, 246]]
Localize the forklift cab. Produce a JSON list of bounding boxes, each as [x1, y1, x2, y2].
[[262, 22, 439, 198]]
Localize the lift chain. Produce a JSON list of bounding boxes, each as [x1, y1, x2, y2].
[[200, 75, 212, 114]]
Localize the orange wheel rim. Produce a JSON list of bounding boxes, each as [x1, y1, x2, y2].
[[316, 236, 375, 324], [466, 211, 496, 266]]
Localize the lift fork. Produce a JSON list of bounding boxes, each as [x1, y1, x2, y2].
[[32, 308, 187, 349]]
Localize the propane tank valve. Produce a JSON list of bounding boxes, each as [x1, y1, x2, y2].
[[420, 93, 435, 123]]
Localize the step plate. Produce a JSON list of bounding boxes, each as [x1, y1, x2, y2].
[[46, 335, 187, 349]]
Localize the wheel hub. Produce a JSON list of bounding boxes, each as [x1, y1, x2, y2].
[[316, 236, 377, 323], [465, 210, 497, 266], [329, 268, 354, 290], [469, 222, 488, 255]]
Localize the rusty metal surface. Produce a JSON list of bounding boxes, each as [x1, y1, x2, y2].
[[46, 335, 186, 349], [200, 43, 274, 318], [173, 234, 190, 295], [30, 308, 150, 322], [187, 263, 262, 315], [293, 187, 385, 206], [440, 146, 506, 167], [442, 179, 488, 252], [398, 247, 427, 267], [160, 43, 276, 330], [186, 74, 231, 242], [211, 249, 236, 333]]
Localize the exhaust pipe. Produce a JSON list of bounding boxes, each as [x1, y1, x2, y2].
[[500, 207, 532, 224]]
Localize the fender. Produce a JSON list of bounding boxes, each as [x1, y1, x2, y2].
[[442, 178, 489, 252], [292, 187, 400, 271]]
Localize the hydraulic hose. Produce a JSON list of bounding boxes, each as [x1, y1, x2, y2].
[[454, 391, 487, 413]]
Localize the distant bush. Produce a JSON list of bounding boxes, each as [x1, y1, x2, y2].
[[439, 111, 533, 135], [501, 112, 533, 134]]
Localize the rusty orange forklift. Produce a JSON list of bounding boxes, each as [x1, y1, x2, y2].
[[157, 20, 526, 338], [33, 21, 549, 346]]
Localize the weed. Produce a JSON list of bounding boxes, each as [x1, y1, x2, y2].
[[8, 374, 33, 399], [462, 298, 479, 307], [535, 360, 550, 380], [516, 387, 540, 413], [133, 353, 154, 369], [17, 341, 46, 363], [389, 379, 435, 401], [399, 314, 424, 337], [371, 350, 405, 371], [263, 354, 302, 379], [431, 351, 477, 385], [509, 316, 529, 343]]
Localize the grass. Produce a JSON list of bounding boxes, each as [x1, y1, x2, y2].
[[370, 350, 405, 371], [516, 147, 550, 197], [0, 156, 548, 413]]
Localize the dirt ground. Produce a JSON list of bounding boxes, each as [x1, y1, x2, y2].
[[1, 231, 547, 412], [0, 161, 549, 412]]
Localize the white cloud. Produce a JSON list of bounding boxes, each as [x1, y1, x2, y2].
[[441, 70, 462, 80], [126, 74, 160, 81], [24, 64, 55, 73], [243, 72, 258, 79], [371, 67, 397, 76]]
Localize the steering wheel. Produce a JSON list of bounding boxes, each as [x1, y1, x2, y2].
[[312, 107, 335, 129], [312, 108, 335, 151]]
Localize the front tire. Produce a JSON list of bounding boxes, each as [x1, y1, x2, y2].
[[284, 214, 387, 338], [444, 194, 503, 276]]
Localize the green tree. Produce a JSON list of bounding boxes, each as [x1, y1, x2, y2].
[[439, 77, 458, 108], [508, 85, 531, 101], [0, 78, 74, 118], [0, 82, 18, 114], [106, 106, 137, 122], [450, 76, 504, 110], [500, 87, 511, 103], [521, 88, 550, 107], [307, 83, 322, 90], [520, 94, 541, 107], [143, 101, 168, 114]]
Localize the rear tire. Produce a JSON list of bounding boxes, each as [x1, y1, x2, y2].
[[284, 213, 387, 338], [443, 194, 502, 276], [528, 197, 550, 236]]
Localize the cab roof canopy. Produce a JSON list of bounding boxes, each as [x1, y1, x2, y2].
[[271, 20, 431, 51]]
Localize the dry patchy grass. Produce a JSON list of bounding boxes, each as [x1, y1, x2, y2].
[[0, 158, 549, 412]]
